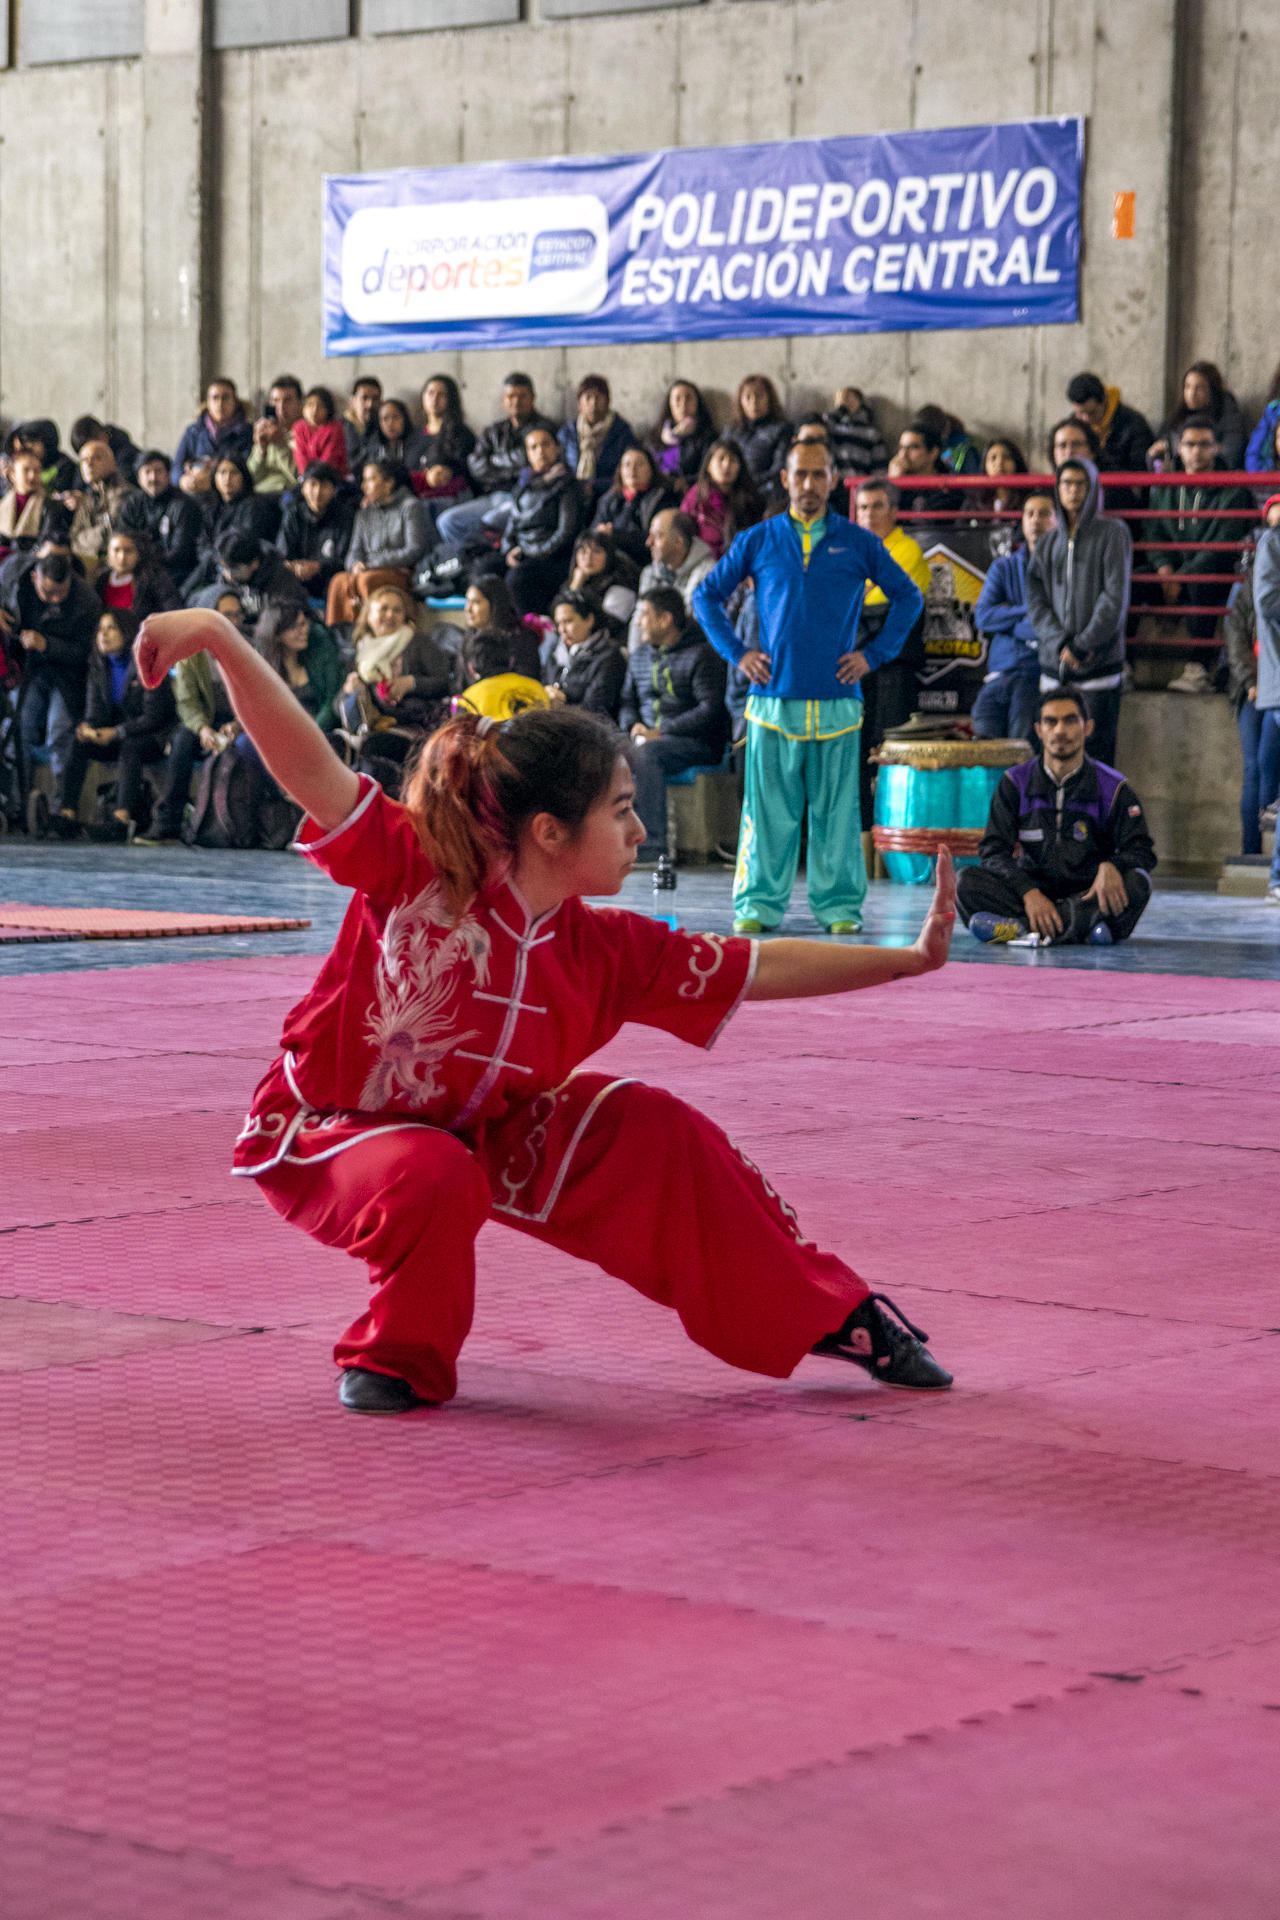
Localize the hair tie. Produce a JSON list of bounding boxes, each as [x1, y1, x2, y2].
[[475, 716, 498, 738]]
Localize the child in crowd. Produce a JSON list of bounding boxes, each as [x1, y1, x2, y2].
[[292, 387, 349, 481], [135, 604, 958, 1414]]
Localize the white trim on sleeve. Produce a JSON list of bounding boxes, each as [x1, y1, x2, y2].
[[705, 938, 758, 1050], [292, 775, 380, 857]]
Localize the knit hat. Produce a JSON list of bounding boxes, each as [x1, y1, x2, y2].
[[1262, 494, 1280, 520]]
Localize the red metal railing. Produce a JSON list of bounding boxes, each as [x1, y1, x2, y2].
[[891, 469, 1268, 652]]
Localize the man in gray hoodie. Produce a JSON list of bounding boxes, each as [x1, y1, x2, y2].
[[1027, 457, 1132, 768]]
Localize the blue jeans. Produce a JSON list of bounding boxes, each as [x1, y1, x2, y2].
[[971, 670, 1040, 744], [632, 736, 724, 853], [19, 681, 78, 785], [1239, 700, 1280, 857], [436, 491, 514, 546]]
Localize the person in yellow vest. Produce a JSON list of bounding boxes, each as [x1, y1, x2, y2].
[[454, 629, 551, 722], [853, 477, 932, 827]]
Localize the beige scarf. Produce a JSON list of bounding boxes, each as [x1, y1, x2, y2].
[[574, 409, 615, 483], [355, 622, 414, 685]]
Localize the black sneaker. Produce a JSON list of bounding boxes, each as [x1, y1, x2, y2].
[[337, 1366, 425, 1415], [812, 1293, 953, 1390]]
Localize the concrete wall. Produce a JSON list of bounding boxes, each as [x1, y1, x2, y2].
[[0, 0, 1198, 457]]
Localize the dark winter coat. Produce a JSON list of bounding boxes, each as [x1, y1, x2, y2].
[[5, 571, 100, 707], [276, 490, 358, 588], [617, 620, 729, 758], [557, 415, 637, 500], [83, 647, 177, 740], [1147, 464, 1255, 579], [977, 755, 1156, 902], [467, 411, 560, 495], [1224, 573, 1257, 713], [117, 485, 204, 583], [724, 417, 793, 491], [821, 402, 888, 481], [1096, 399, 1154, 474], [170, 412, 254, 486], [553, 632, 626, 720], [645, 422, 717, 488], [591, 477, 679, 566], [404, 419, 478, 486], [503, 469, 585, 564]]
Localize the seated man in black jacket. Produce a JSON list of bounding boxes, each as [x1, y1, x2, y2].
[[118, 452, 204, 585], [619, 586, 729, 861], [277, 461, 357, 599], [51, 605, 176, 839], [214, 532, 309, 633], [502, 425, 584, 615], [957, 688, 1156, 947], [437, 372, 558, 547], [8, 550, 100, 796]]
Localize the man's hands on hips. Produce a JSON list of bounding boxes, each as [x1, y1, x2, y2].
[[836, 649, 870, 686], [738, 649, 772, 687], [1084, 860, 1128, 919], [1021, 887, 1063, 939]]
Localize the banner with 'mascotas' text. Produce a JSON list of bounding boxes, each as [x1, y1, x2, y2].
[[323, 116, 1082, 357]]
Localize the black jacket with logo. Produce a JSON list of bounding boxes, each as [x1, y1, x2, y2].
[[117, 485, 204, 582], [978, 754, 1157, 901], [617, 620, 729, 757]]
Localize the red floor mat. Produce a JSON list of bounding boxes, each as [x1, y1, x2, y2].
[[3, 953, 1279, 1917], [0, 902, 310, 940]]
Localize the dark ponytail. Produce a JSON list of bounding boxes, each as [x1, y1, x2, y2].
[[401, 707, 624, 919]]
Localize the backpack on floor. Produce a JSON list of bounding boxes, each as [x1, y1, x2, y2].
[[183, 746, 258, 850]]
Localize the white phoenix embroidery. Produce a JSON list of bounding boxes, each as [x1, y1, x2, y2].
[[360, 881, 492, 1110]]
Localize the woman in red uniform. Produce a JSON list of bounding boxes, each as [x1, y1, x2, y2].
[[137, 609, 958, 1414]]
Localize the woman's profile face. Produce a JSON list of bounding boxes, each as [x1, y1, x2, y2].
[[283, 613, 310, 652], [367, 591, 408, 638], [554, 603, 594, 648], [464, 585, 492, 629], [363, 463, 394, 504], [707, 445, 740, 491], [215, 461, 243, 502]]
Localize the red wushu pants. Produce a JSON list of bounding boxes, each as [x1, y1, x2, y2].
[[257, 1073, 869, 1405]]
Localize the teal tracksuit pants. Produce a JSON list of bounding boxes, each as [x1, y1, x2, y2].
[[733, 697, 866, 929]]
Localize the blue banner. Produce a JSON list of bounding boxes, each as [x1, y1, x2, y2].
[[323, 117, 1082, 357]]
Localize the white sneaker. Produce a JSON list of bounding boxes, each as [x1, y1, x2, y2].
[[1167, 662, 1211, 694], [1265, 886, 1280, 905], [1260, 803, 1278, 828]]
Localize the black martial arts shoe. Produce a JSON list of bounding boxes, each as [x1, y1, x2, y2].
[[812, 1294, 953, 1391], [337, 1366, 424, 1414]]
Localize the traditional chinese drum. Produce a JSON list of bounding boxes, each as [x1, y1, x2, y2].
[[871, 736, 1034, 885]]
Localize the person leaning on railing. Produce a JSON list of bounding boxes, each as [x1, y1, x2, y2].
[[1147, 413, 1256, 642]]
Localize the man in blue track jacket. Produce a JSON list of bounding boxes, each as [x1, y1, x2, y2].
[[694, 439, 923, 933]]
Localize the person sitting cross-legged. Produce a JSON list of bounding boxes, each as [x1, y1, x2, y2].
[[956, 688, 1156, 947], [619, 586, 729, 862]]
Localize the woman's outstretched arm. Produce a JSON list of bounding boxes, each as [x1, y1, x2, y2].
[[135, 608, 360, 832], [746, 848, 955, 999]]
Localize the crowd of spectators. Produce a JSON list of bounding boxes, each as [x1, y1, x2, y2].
[[2, 349, 1278, 866]]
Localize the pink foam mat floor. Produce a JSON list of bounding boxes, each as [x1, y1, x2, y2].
[[2, 953, 1278, 1917]]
